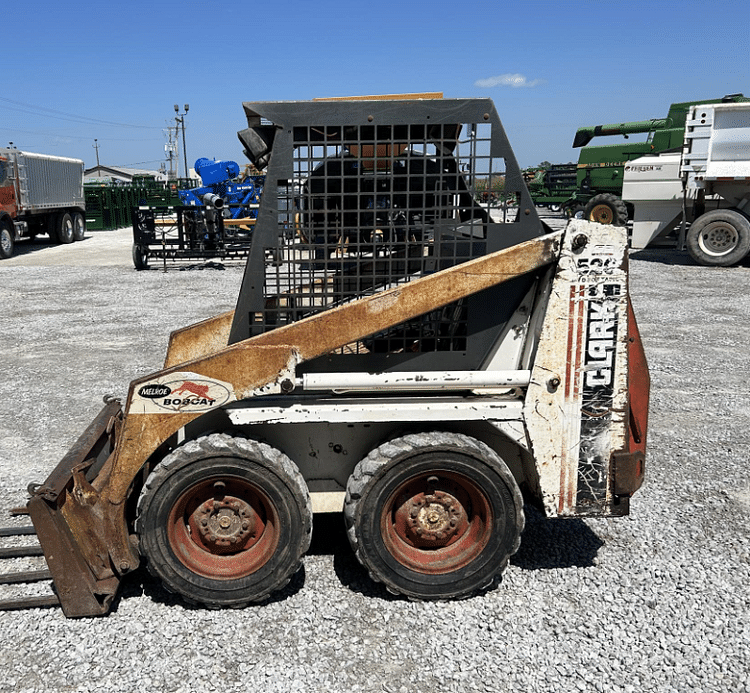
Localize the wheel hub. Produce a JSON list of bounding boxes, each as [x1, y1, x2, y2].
[[701, 223, 738, 255], [191, 496, 256, 551], [404, 490, 467, 543], [590, 204, 613, 224]]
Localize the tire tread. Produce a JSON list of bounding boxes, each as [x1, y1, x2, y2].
[[344, 431, 524, 600], [135, 432, 312, 608]]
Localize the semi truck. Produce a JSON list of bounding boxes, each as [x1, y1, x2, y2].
[[526, 94, 748, 225], [0, 148, 86, 259], [623, 101, 750, 266]]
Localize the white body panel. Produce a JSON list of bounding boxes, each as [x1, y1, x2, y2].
[[523, 220, 630, 516], [623, 153, 690, 249], [623, 102, 750, 249], [682, 103, 750, 183]]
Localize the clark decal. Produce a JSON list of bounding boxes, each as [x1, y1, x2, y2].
[[131, 373, 235, 414], [577, 282, 621, 509]]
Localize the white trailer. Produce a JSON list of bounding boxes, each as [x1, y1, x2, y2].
[[0, 149, 86, 259], [623, 102, 750, 266]]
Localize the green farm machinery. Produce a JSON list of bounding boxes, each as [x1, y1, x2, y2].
[[527, 93, 748, 225]]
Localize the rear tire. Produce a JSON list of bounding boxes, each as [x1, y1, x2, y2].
[[583, 193, 628, 226], [345, 432, 524, 600], [136, 433, 312, 608], [686, 209, 750, 267], [0, 220, 14, 259], [72, 212, 86, 241]]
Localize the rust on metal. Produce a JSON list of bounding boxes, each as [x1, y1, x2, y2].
[[163, 309, 236, 369], [0, 595, 61, 611], [110, 230, 562, 504], [167, 476, 281, 579], [30, 398, 121, 501], [0, 543, 44, 558], [0, 568, 52, 585], [3, 399, 124, 617], [0, 525, 36, 537], [626, 298, 650, 458], [383, 471, 493, 575], [27, 495, 119, 617], [611, 450, 646, 497], [0, 522, 59, 610], [249, 231, 562, 360]]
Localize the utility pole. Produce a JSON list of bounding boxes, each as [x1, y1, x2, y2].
[[93, 139, 101, 177], [174, 104, 189, 180], [164, 126, 178, 180]]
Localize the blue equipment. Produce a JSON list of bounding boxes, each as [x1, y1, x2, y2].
[[178, 158, 264, 219], [130, 159, 265, 269]]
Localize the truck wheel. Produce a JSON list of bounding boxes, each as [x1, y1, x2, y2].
[[344, 432, 524, 600], [136, 433, 312, 608], [56, 212, 74, 244], [686, 209, 750, 267], [72, 212, 86, 241], [583, 194, 628, 226], [0, 220, 14, 259], [132, 244, 149, 270]]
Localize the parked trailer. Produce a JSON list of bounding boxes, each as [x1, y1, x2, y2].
[[623, 101, 750, 266], [0, 149, 86, 259]]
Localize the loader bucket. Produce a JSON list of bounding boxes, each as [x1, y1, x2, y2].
[[20, 399, 123, 617]]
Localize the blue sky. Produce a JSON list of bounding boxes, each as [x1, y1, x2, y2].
[[3, 0, 747, 172]]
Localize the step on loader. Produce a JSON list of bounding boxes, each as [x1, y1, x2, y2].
[[0, 96, 649, 617]]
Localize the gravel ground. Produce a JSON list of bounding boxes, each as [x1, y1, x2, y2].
[[1, 215, 749, 693]]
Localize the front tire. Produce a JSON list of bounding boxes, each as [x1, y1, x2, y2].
[[0, 220, 14, 259], [686, 209, 750, 267], [56, 212, 74, 244], [136, 434, 312, 608], [565, 203, 585, 220], [132, 244, 149, 270], [345, 432, 524, 600], [583, 193, 628, 226]]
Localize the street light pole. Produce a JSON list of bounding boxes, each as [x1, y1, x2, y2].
[[174, 104, 189, 180]]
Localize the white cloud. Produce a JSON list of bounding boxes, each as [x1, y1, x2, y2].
[[474, 73, 543, 88]]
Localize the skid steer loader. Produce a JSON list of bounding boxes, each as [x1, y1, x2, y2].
[[0, 95, 649, 617]]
